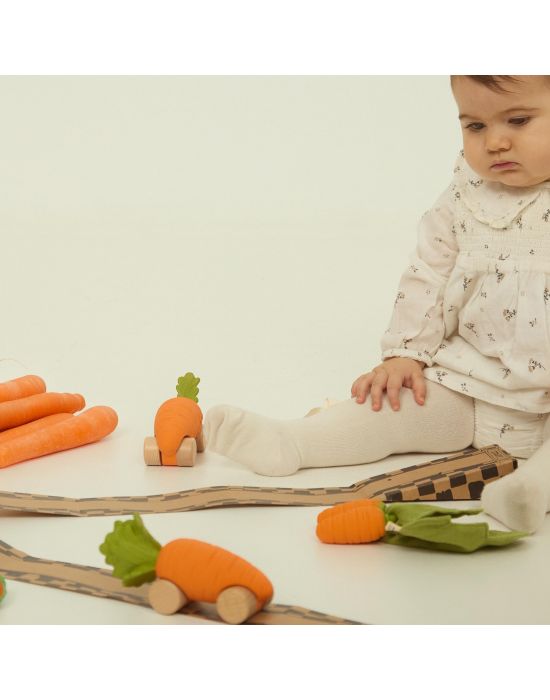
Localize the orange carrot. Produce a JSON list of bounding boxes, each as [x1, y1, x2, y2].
[[316, 500, 387, 544], [154, 373, 203, 466], [155, 399, 202, 465], [0, 575, 6, 603], [100, 514, 273, 611], [0, 405, 118, 469], [0, 375, 46, 403], [317, 498, 383, 522], [0, 392, 85, 431], [0, 413, 73, 444]]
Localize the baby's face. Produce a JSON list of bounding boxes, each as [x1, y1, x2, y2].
[[452, 76, 550, 187]]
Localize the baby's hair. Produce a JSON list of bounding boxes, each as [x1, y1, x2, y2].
[[451, 75, 550, 93]]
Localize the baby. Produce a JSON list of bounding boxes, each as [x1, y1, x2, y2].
[[204, 75, 550, 534]]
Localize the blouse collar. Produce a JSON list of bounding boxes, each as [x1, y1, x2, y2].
[[452, 150, 545, 229]]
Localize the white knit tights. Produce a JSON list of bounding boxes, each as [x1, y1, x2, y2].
[[481, 418, 550, 533], [204, 381, 550, 532], [204, 381, 473, 475]]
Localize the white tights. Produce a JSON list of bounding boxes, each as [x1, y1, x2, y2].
[[203, 380, 550, 532]]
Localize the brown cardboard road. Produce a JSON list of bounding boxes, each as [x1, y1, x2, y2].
[[0, 446, 516, 624], [0, 445, 516, 517]]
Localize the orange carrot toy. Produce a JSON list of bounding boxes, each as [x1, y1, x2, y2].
[[100, 514, 273, 624], [316, 499, 528, 552], [0, 406, 118, 469], [317, 499, 387, 544], [144, 372, 204, 467], [0, 575, 6, 604], [0, 375, 46, 403], [0, 392, 85, 431]]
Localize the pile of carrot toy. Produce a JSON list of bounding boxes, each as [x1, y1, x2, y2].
[[0, 374, 118, 469]]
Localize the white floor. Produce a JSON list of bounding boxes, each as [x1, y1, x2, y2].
[[2, 435, 549, 624]]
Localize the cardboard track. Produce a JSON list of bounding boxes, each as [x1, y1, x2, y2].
[[0, 446, 516, 516]]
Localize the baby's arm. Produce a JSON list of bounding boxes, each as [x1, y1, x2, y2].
[[354, 182, 459, 410]]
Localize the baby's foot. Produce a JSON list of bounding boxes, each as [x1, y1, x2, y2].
[[481, 471, 547, 533], [203, 405, 302, 476]]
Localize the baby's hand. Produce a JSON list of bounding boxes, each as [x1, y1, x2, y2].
[[351, 357, 427, 411]]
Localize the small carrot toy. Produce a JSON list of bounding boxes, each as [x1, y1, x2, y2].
[[316, 499, 528, 552], [100, 514, 273, 624], [0, 392, 85, 431], [0, 375, 46, 403], [0, 406, 118, 469], [0, 575, 6, 603], [317, 499, 387, 544], [144, 372, 204, 467]]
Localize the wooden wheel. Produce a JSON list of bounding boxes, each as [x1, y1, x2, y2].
[[195, 429, 205, 453], [176, 437, 197, 467], [148, 578, 188, 615], [216, 586, 258, 624], [143, 437, 161, 465]]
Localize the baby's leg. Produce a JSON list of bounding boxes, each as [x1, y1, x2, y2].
[[203, 380, 474, 476], [481, 408, 550, 533]]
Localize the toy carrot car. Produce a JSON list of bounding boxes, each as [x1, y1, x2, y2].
[[144, 373, 205, 467], [100, 514, 274, 624]]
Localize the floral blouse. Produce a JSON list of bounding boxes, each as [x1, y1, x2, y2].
[[380, 150, 550, 413]]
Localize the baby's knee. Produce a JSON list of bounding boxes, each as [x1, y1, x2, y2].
[[414, 381, 474, 449]]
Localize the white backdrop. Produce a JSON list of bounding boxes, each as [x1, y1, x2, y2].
[[0, 76, 461, 418]]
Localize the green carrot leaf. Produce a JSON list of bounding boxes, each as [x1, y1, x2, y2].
[[99, 513, 162, 587], [386, 503, 482, 526], [384, 516, 527, 553], [176, 372, 200, 403]]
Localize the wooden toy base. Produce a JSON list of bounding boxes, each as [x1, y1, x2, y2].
[[144, 430, 205, 467], [147, 580, 260, 623]]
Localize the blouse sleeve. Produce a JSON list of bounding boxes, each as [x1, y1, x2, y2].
[[380, 182, 458, 367]]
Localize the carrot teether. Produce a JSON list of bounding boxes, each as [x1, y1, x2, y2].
[[316, 499, 528, 552]]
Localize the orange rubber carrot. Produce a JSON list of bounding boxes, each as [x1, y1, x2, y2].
[[101, 514, 273, 608], [316, 500, 387, 544], [0, 413, 73, 444], [0, 392, 85, 431], [317, 501, 529, 552], [0, 406, 118, 469], [154, 373, 203, 466], [0, 375, 46, 403], [317, 498, 383, 523]]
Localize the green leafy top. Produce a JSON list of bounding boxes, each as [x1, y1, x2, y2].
[[176, 372, 200, 403], [381, 503, 527, 553], [99, 514, 162, 587]]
